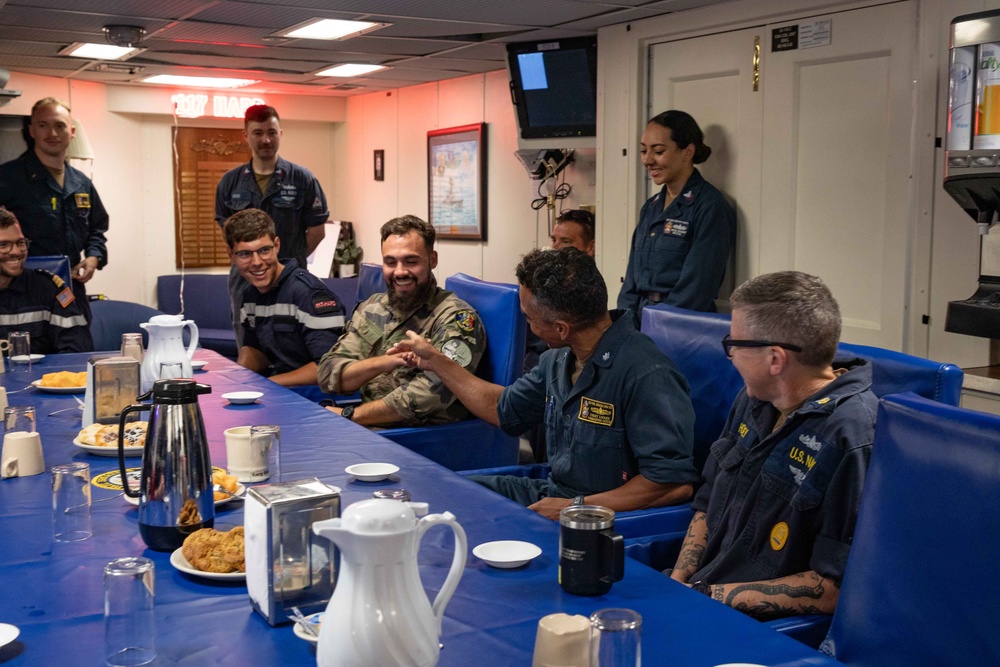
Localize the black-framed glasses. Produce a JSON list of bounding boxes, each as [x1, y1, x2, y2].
[[233, 244, 275, 262], [721, 333, 803, 358], [0, 238, 30, 254]]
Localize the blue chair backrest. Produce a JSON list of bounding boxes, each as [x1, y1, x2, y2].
[[822, 393, 1000, 665], [640, 304, 964, 471], [444, 273, 526, 385], [355, 263, 384, 306], [319, 277, 359, 319], [24, 254, 72, 287], [90, 299, 166, 351]]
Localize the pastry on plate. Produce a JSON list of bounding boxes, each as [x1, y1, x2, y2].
[[77, 423, 104, 446], [182, 526, 245, 573]]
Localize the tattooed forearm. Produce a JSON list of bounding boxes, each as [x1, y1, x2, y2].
[[721, 571, 838, 619], [670, 512, 708, 581]]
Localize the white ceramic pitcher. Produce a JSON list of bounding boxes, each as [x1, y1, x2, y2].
[[139, 315, 199, 392], [312, 499, 467, 667]]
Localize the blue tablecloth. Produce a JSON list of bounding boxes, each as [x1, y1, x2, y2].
[[0, 351, 841, 666]]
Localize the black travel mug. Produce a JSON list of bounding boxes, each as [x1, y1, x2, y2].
[[558, 505, 624, 596]]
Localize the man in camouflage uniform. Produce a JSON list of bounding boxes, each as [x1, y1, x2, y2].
[[317, 215, 485, 427]]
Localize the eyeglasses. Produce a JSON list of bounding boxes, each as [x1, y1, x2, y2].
[[721, 333, 803, 358], [0, 238, 30, 254], [233, 245, 275, 262]]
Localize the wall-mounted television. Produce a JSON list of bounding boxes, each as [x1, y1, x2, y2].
[[506, 37, 597, 141]]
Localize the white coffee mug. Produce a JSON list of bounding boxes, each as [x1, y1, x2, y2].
[[2, 431, 45, 478], [224, 426, 269, 482]]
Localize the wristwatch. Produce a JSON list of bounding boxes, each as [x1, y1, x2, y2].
[[341, 405, 356, 421], [571, 495, 586, 507]]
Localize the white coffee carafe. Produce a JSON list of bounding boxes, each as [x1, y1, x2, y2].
[[312, 499, 467, 667], [139, 315, 199, 392]]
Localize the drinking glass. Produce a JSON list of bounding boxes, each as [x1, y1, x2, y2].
[[158, 361, 184, 380], [251, 424, 281, 482], [121, 333, 144, 362], [52, 461, 92, 542], [8, 331, 31, 373], [4, 405, 36, 434], [590, 608, 641, 667], [104, 557, 156, 666]]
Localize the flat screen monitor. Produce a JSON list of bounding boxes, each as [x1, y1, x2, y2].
[[506, 37, 597, 140]]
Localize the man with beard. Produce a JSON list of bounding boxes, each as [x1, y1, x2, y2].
[[317, 215, 485, 427], [0, 207, 92, 353], [216, 104, 329, 347]]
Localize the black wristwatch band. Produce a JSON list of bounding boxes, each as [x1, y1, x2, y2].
[[341, 405, 355, 421], [571, 495, 586, 506], [689, 580, 712, 597]]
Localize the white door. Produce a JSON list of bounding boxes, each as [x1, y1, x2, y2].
[[649, 28, 765, 301], [760, 1, 917, 348]]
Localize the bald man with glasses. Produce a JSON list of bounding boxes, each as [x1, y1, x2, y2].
[[669, 271, 876, 622]]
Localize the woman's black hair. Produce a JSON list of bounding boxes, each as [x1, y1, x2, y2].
[[648, 110, 712, 164]]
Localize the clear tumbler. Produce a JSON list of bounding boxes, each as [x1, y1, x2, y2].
[[104, 557, 156, 667], [52, 461, 92, 542], [590, 608, 641, 667]]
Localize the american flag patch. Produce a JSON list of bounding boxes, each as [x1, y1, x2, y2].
[[55, 287, 76, 308]]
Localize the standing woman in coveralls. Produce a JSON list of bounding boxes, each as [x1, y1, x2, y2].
[[617, 110, 736, 322]]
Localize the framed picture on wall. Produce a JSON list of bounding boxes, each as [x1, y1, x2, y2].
[[427, 123, 487, 241], [374, 149, 384, 181]]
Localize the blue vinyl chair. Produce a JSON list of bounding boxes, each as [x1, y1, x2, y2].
[[24, 254, 72, 286], [355, 263, 384, 307], [820, 393, 1000, 665], [377, 273, 526, 471], [89, 299, 167, 351]]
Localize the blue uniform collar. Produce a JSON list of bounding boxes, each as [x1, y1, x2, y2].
[[582, 310, 635, 369], [240, 156, 290, 182], [653, 168, 706, 211], [751, 358, 873, 422], [21, 149, 85, 192]]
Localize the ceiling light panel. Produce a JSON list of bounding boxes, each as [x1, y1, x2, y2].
[[60, 42, 143, 60], [278, 18, 388, 40], [316, 63, 385, 77], [142, 74, 259, 88]]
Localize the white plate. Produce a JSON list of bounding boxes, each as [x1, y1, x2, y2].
[[31, 379, 85, 394], [0, 623, 19, 648], [292, 612, 324, 644], [473, 540, 542, 569], [124, 483, 245, 507], [11, 354, 44, 363], [170, 548, 246, 582], [222, 391, 263, 405], [191, 360, 207, 371], [345, 462, 399, 482], [72, 436, 142, 457]]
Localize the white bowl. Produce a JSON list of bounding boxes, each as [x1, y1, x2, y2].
[[345, 462, 399, 482], [292, 612, 324, 644], [10, 354, 44, 363], [191, 359, 208, 371], [222, 391, 263, 405], [473, 540, 542, 569]]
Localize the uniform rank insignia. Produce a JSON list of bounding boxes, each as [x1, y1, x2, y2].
[[578, 397, 614, 427], [455, 310, 476, 332], [55, 286, 75, 308], [74, 193, 91, 209], [682, 189, 694, 202]]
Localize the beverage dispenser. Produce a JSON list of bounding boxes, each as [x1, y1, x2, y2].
[[944, 10, 1000, 338]]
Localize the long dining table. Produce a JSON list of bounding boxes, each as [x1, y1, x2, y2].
[[0, 350, 842, 666]]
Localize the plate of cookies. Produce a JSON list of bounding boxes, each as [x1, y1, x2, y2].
[[172, 526, 246, 581], [74, 421, 148, 457], [32, 371, 87, 393]]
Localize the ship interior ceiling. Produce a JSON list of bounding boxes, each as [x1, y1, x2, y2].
[[0, 0, 732, 95]]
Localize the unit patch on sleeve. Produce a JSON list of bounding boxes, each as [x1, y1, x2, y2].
[[441, 339, 473, 367], [578, 397, 614, 427], [313, 295, 340, 314], [55, 286, 76, 308], [455, 310, 477, 332]]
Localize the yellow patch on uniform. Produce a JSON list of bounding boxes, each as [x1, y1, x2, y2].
[[738, 422, 749, 439], [578, 397, 614, 426], [816, 397, 831, 405], [455, 310, 477, 332], [74, 193, 91, 209], [769, 522, 789, 551]]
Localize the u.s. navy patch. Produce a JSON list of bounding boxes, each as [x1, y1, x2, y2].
[[578, 397, 614, 427], [455, 310, 477, 332], [74, 193, 91, 209]]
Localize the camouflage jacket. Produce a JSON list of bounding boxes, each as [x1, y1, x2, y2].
[[317, 285, 486, 426]]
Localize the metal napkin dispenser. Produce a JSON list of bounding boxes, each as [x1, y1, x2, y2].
[[83, 356, 141, 427], [245, 478, 340, 626]]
